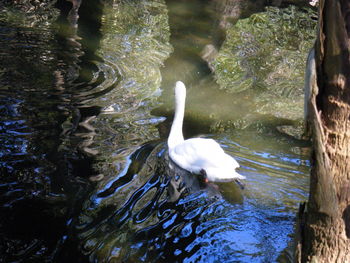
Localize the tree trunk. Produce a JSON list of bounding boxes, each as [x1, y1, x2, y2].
[[297, 0, 350, 262]]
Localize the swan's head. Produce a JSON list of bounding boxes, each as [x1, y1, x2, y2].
[[175, 81, 186, 100]]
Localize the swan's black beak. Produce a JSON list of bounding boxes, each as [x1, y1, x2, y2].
[[234, 178, 245, 190]]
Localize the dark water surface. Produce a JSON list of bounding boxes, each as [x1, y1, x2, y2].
[[0, 0, 313, 262]]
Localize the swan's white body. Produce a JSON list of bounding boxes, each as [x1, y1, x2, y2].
[[167, 81, 245, 183]]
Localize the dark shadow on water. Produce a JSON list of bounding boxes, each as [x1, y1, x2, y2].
[[0, 0, 108, 261]]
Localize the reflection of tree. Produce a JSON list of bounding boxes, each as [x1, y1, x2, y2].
[[53, 0, 104, 178], [0, 0, 106, 261]]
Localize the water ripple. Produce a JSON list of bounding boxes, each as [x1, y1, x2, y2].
[[74, 126, 310, 262]]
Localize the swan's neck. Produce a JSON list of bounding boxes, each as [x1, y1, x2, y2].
[[168, 89, 186, 149]]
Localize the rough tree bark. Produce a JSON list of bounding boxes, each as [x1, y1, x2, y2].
[[297, 0, 350, 262]]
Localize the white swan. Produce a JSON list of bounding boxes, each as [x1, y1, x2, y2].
[[167, 81, 246, 185]]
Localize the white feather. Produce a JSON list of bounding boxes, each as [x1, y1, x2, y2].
[[167, 81, 245, 182]]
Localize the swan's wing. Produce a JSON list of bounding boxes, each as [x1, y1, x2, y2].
[[171, 138, 239, 172], [172, 138, 222, 158]]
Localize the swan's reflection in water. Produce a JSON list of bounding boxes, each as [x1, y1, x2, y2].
[[76, 141, 244, 262]]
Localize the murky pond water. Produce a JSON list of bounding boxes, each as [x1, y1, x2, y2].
[[0, 0, 315, 262]]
